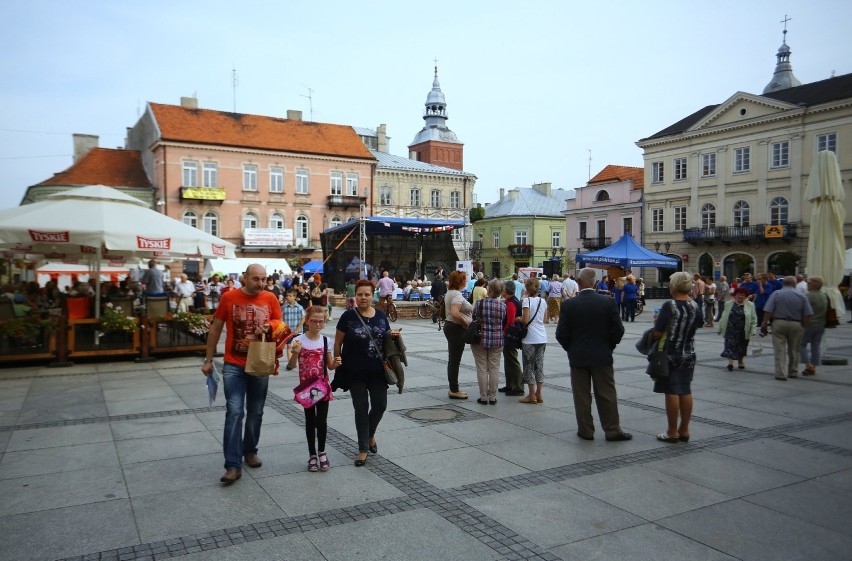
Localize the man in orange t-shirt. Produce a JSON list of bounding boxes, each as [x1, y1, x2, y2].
[[202, 264, 288, 484]]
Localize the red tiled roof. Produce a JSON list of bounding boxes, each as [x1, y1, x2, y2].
[[588, 164, 644, 190], [149, 103, 376, 161], [37, 148, 152, 188]]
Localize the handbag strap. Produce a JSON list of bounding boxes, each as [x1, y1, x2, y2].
[[323, 336, 328, 378], [354, 310, 385, 360], [523, 297, 543, 329]]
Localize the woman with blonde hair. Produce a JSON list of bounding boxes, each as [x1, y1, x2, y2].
[[801, 276, 828, 376], [471, 279, 506, 404], [651, 271, 701, 443], [519, 277, 547, 403]]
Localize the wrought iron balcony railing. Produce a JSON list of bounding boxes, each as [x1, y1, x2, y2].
[[580, 237, 611, 250], [683, 223, 798, 244]]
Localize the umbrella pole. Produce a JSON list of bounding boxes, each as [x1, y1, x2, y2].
[[94, 247, 102, 347]]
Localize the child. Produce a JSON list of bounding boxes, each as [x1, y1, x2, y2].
[[287, 306, 341, 472], [281, 290, 306, 368]]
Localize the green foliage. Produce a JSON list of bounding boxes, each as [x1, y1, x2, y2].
[[469, 205, 485, 223], [99, 303, 137, 333], [0, 315, 58, 340]]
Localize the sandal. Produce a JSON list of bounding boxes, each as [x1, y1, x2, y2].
[[307, 455, 319, 472], [657, 432, 679, 443], [519, 395, 538, 404], [535, 395, 543, 404], [318, 452, 330, 471]]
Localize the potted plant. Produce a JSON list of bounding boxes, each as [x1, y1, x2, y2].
[[171, 311, 210, 336], [98, 302, 137, 335]]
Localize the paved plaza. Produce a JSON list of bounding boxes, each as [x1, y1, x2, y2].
[[1, 300, 851, 561]]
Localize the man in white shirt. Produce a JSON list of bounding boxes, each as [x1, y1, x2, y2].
[[563, 275, 579, 299], [174, 274, 196, 313], [795, 274, 808, 294]]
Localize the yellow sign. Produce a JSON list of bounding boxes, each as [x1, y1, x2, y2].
[[764, 225, 784, 238], [182, 187, 226, 201]]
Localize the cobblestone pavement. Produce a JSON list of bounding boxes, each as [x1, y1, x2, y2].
[[1, 300, 851, 561]]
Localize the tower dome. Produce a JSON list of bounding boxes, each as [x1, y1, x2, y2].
[[763, 25, 801, 94]]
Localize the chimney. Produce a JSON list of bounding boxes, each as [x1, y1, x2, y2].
[[532, 182, 552, 197], [180, 96, 198, 108], [499, 188, 505, 199], [73, 134, 99, 163], [377, 124, 389, 153], [287, 110, 303, 121]]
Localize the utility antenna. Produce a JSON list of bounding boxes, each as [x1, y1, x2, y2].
[[300, 87, 314, 121], [587, 149, 592, 180], [232, 66, 239, 113]]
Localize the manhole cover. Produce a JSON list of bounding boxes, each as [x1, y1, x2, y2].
[[406, 407, 459, 421]]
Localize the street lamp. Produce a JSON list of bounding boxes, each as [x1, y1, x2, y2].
[[664, 241, 671, 252], [654, 242, 661, 252]]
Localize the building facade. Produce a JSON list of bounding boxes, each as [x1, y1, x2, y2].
[[472, 183, 570, 278], [636, 38, 852, 285]]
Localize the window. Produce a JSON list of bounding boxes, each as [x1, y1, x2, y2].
[[514, 230, 528, 245], [380, 186, 392, 206], [700, 203, 716, 229], [296, 169, 309, 194], [623, 217, 633, 237], [243, 212, 258, 229], [552, 231, 561, 248], [452, 229, 463, 242], [345, 173, 359, 196], [202, 162, 218, 188], [330, 172, 343, 196], [578, 221, 587, 239], [203, 212, 218, 236], [733, 200, 750, 227], [674, 158, 687, 181], [652, 209, 664, 232], [450, 190, 460, 208], [734, 146, 750, 173], [243, 164, 258, 191], [674, 206, 687, 231], [652, 161, 664, 183], [431, 189, 441, 208], [595, 190, 610, 202], [182, 161, 198, 187], [817, 132, 837, 153], [769, 196, 789, 225], [771, 141, 789, 168], [597, 219, 606, 239], [492, 231, 500, 249], [295, 215, 309, 244], [182, 210, 198, 228], [330, 215, 342, 228], [701, 153, 716, 177], [409, 188, 421, 207], [267, 166, 283, 193], [269, 213, 284, 229]]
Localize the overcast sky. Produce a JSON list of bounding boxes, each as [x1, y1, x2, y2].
[[1, 0, 851, 211]]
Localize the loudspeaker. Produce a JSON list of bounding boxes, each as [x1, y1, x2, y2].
[[542, 261, 555, 278]]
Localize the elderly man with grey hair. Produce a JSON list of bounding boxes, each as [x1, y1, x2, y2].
[[555, 268, 630, 441], [761, 276, 813, 381]]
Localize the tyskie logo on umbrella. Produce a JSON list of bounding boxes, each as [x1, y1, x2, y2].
[[212, 244, 226, 257], [29, 230, 70, 243], [137, 236, 171, 250]]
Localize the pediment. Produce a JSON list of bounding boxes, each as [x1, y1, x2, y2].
[[688, 92, 799, 131]]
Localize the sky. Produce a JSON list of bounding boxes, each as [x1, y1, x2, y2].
[[2, 0, 851, 211]]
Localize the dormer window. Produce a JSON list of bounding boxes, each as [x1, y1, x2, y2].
[[595, 190, 611, 202]]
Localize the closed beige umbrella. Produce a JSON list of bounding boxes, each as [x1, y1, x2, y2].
[[805, 150, 846, 312]]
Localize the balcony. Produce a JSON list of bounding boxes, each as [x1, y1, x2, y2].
[[683, 223, 798, 245], [327, 195, 367, 208], [580, 237, 611, 250], [507, 244, 532, 257]]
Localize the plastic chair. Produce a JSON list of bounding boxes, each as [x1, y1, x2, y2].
[[109, 296, 134, 316], [66, 296, 92, 319]]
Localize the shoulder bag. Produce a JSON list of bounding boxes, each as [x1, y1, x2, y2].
[[505, 297, 543, 349], [646, 301, 672, 380], [825, 293, 839, 328], [463, 300, 481, 344], [354, 310, 399, 385]]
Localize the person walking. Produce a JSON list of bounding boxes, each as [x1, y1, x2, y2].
[[519, 277, 547, 404], [690, 273, 706, 325], [761, 276, 813, 381], [281, 290, 306, 368], [471, 279, 506, 404], [334, 279, 401, 466], [714, 275, 730, 322], [621, 275, 639, 322], [555, 268, 631, 441], [801, 276, 828, 376], [718, 287, 757, 371], [201, 264, 288, 484], [704, 276, 717, 328], [498, 280, 525, 396], [443, 270, 473, 399], [652, 272, 701, 443], [546, 275, 564, 324]]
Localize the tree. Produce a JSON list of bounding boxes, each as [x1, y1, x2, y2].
[[469, 205, 485, 223]]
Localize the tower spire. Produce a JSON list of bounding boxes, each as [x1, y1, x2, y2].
[[762, 15, 801, 94]]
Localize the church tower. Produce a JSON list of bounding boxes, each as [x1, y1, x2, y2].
[[762, 18, 802, 94], [408, 66, 464, 171]]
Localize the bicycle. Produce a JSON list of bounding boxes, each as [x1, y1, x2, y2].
[[417, 295, 444, 330], [381, 295, 398, 322]]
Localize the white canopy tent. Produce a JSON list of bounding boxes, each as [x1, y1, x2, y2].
[[36, 262, 129, 288], [205, 258, 292, 278]]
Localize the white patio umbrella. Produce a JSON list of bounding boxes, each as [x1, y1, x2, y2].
[[0, 185, 236, 315], [805, 150, 846, 312]]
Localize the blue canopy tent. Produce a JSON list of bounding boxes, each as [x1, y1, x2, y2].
[[300, 260, 324, 275], [576, 234, 679, 268]]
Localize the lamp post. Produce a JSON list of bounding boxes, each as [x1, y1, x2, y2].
[[654, 242, 661, 252], [664, 241, 671, 252]]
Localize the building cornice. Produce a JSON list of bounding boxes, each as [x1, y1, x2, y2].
[[150, 140, 376, 166]]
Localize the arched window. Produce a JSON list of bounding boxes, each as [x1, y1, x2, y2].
[[330, 215, 342, 228], [182, 210, 198, 228], [732, 200, 750, 227], [295, 215, 309, 244], [769, 196, 789, 225], [203, 212, 218, 236], [700, 203, 716, 229], [243, 212, 258, 230], [269, 213, 284, 229], [595, 190, 611, 202]]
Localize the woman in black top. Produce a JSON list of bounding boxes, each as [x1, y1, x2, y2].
[[334, 279, 401, 466]]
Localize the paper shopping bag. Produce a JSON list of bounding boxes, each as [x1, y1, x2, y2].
[[245, 333, 276, 376]]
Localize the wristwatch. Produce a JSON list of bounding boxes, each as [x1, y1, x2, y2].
[[203, 358, 213, 364]]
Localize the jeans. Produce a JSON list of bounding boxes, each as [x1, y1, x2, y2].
[[443, 321, 467, 392], [350, 381, 387, 453], [800, 325, 825, 367], [222, 363, 269, 470], [623, 299, 637, 322]]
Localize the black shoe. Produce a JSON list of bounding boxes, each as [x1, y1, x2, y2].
[[354, 456, 367, 467], [368, 443, 378, 454], [477, 398, 489, 404], [577, 432, 594, 441], [506, 389, 525, 396], [498, 387, 508, 393], [489, 399, 497, 405], [605, 432, 633, 442], [727, 364, 733, 371]]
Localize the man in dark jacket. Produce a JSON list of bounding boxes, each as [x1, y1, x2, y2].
[[555, 268, 631, 442]]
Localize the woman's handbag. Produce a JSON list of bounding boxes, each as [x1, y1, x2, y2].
[[825, 294, 839, 328], [354, 310, 399, 385], [245, 332, 276, 376], [505, 298, 543, 349], [463, 319, 481, 344]]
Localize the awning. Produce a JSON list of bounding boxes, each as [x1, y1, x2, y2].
[[576, 234, 679, 268]]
